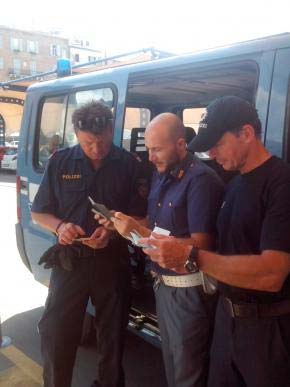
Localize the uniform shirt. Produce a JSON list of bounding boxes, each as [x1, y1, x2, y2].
[[32, 144, 147, 252], [147, 152, 224, 275], [217, 156, 290, 303]]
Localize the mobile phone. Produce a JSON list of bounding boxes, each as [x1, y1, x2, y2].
[[88, 196, 114, 221]]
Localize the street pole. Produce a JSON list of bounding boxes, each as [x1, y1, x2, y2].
[[0, 317, 11, 348]]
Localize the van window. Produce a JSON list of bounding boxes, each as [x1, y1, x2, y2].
[[38, 95, 66, 168], [37, 87, 114, 169], [122, 107, 151, 151], [126, 60, 258, 163], [183, 108, 206, 133]]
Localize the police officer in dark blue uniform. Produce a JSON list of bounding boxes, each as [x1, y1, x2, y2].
[[143, 97, 290, 387], [31, 101, 146, 387], [110, 113, 224, 387]]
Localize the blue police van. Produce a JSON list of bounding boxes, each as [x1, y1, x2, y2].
[[15, 32, 290, 346]]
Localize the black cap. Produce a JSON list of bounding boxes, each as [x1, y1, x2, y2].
[[188, 96, 260, 152]]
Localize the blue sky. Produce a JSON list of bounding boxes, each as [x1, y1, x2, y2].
[[2, 0, 289, 55]]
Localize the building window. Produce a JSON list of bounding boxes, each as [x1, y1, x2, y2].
[[74, 53, 80, 62], [88, 56, 97, 62], [13, 58, 21, 75], [50, 44, 61, 57], [61, 48, 67, 58], [27, 40, 39, 54], [11, 37, 23, 51], [30, 61, 37, 75], [0, 57, 4, 70]]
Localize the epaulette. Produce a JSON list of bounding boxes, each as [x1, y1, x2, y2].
[[130, 151, 142, 163], [49, 147, 68, 159]]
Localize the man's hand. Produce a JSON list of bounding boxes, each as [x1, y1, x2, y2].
[[113, 212, 140, 239], [139, 233, 192, 273], [82, 226, 111, 249], [57, 222, 86, 245], [94, 211, 116, 230]]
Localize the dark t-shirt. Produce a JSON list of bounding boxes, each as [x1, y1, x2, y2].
[[32, 144, 147, 254], [148, 153, 224, 275], [217, 156, 290, 303]]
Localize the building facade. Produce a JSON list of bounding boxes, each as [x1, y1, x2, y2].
[[0, 26, 103, 141], [0, 25, 70, 82], [69, 38, 102, 66], [0, 27, 170, 141]]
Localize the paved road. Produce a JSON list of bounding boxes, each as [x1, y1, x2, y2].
[[0, 171, 166, 387]]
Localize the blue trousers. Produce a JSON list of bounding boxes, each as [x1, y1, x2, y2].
[[155, 282, 217, 387]]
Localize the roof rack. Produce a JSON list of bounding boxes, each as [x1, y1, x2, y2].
[[0, 47, 173, 92]]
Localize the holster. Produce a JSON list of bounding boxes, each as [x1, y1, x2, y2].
[[38, 244, 84, 271]]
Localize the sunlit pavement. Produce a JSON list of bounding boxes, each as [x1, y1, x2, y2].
[[0, 171, 166, 387], [0, 172, 47, 386], [0, 171, 47, 326], [0, 176, 48, 323]]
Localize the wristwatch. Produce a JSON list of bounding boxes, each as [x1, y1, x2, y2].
[[184, 246, 199, 273]]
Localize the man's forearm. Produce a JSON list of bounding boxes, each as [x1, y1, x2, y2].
[[177, 234, 215, 250], [31, 212, 62, 234], [198, 249, 290, 292]]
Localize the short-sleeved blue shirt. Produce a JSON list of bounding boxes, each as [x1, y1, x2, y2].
[[147, 152, 224, 275], [32, 144, 147, 240]]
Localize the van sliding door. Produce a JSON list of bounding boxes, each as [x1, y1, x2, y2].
[[265, 48, 290, 159]]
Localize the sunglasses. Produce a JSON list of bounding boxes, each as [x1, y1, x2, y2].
[[76, 116, 113, 130]]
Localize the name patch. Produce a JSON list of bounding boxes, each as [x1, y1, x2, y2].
[[62, 174, 82, 180]]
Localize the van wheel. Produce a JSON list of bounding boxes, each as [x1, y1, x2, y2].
[[80, 313, 96, 346]]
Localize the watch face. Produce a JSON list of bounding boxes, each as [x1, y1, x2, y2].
[[184, 259, 199, 273]]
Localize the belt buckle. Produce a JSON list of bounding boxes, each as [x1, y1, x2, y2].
[[226, 298, 259, 318], [236, 303, 259, 319]]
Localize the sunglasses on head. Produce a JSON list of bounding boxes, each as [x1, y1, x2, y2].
[[77, 116, 113, 130]]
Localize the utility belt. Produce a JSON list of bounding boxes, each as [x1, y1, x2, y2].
[[152, 271, 217, 294], [223, 296, 290, 319]]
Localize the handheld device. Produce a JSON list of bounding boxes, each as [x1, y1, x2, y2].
[[88, 196, 114, 221]]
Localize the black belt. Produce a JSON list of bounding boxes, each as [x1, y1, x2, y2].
[[223, 297, 290, 319]]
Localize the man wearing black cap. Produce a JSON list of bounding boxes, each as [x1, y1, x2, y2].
[[31, 100, 147, 387], [140, 96, 290, 387]]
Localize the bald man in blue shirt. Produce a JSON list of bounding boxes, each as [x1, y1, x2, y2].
[[109, 113, 224, 387]]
